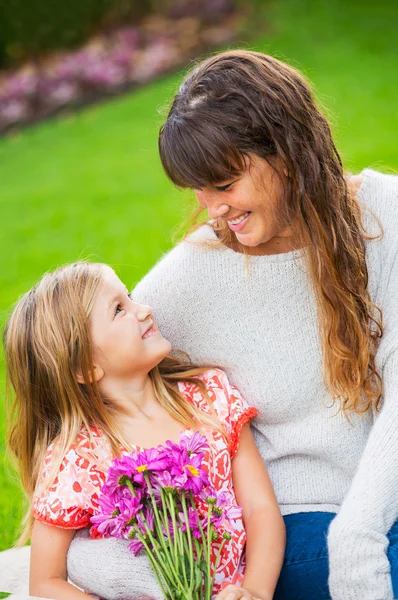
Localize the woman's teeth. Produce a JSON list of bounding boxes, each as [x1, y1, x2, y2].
[[228, 212, 250, 225]]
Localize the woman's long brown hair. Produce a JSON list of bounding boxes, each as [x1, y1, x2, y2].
[[159, 49, 383, 415], [3, 262, 224, 545]]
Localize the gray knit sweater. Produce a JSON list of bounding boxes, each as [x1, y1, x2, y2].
[[67, 169, 398, 599]]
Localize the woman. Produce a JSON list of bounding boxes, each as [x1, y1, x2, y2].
[[68, 50, 398, 599]]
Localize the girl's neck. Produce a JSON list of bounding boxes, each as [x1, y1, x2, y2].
[[100, 374, 158, 420]]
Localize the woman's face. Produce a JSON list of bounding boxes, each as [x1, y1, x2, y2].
[[194, 154, 296, 251]]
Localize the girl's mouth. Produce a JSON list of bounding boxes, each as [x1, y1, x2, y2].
[[142, 326, 158, 339], [227, 211, 251, 232]]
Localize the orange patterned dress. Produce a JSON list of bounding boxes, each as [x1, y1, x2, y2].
[[33, 369, 258, 595]]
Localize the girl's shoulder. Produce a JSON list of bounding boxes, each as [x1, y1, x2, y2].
[[178, 369, 258, 457], [33, 425, 113, 529], [42, 424, 113, 474], [178, 368, 236, 408]]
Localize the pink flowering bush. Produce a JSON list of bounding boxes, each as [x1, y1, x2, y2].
[[91, 432, 242, 600], [0, 0, 244, 134]]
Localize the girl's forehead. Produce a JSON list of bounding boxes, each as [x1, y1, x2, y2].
[[100, 267, 122, 288]]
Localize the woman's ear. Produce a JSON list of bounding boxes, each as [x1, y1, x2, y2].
[[76, 364, 104, 385]]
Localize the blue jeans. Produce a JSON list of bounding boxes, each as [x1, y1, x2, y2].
[[273, 512, 398, 600]]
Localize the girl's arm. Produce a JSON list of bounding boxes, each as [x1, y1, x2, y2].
[[217, 423, 285, 600], [30, 520, 94, 599]]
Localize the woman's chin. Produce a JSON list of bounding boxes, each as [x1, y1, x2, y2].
[[235, 231, 264, 248]]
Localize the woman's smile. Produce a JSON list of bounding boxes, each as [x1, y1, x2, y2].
[[227, 211, 251, 231]]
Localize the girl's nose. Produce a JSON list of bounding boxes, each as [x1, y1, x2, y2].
[[135, 304, 152, 322]]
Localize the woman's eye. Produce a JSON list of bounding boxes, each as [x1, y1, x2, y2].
[[215, 183, 232, 192], [128, 292, 134, 301]]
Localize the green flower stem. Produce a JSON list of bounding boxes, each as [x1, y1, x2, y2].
[[189, 491, 208, 555], [166, 490, 189, 591], [135, 529, 171, 598], [176, 513, 190, 590], [206, 506, 213, 600], [160, 488, 177, 564], [181, 491, 195, 590], [166, 492, 181, 563], [193, 538, 204, 598], [210, 537, 228, 593], [144, 474, 182, 586], [126, 479, 180, 591], [188, 491, 210, 599]]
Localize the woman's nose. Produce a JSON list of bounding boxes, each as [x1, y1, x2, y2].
[[194, 189, 229, 219]]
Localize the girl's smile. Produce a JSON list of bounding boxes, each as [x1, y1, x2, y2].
[[142, 321, 159, 339]]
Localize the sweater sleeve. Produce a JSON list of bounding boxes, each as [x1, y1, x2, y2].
[[328, 208, 398, 599]]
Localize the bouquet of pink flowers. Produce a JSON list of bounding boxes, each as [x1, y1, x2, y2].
[[90, 432, 242, 600]]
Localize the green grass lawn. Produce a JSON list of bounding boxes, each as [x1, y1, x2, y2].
[[1, 0, 397, 552]]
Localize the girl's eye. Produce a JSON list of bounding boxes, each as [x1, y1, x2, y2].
[[115, 303, 123, 316]]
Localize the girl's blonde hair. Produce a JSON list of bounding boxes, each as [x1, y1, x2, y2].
[[159, 49, 383, 415], [3, 262, 224, 545]]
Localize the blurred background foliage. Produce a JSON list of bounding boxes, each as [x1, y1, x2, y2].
[[0, 0, 243, 133], [0, 0, 397, 554], [0, 0, 218, 67]]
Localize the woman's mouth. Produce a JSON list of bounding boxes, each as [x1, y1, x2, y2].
[[142, 326, 158, 339], [227, 211, 251, 232]]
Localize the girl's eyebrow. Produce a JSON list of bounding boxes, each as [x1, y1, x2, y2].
[[107, 287, 129, 311], [107, 296, 119, 312]]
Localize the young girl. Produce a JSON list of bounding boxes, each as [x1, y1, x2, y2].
[[4, 261, 285, 600]]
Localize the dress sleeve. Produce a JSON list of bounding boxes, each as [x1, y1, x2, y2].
[[199, 369, 259, 459], [32, 431, 108, 530]]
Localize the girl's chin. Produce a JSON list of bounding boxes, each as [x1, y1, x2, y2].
[[156, 338, 172, 358]]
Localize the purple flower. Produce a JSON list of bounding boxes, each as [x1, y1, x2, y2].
[[171, 449, 209, 494], [119, 494, 143, 525], [105, 454, 139, 492], [90, 487, 125, 537], [129, 447, 170, 485], [179, 431, 209, 456], [128, 535, 144, 556], [210, 491, 242, 530], [153, 469, 176, 490], [179, 507, 201, 539], [136, 507, 155, 536]]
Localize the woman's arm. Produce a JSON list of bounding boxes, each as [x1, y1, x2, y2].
[[328, 173, 398, 600], [30, 520, 93, 599], [216, 423, 285, 600]]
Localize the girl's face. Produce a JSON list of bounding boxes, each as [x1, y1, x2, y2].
[[194, 154, 296, 251], [89, 267, 171, 381]]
